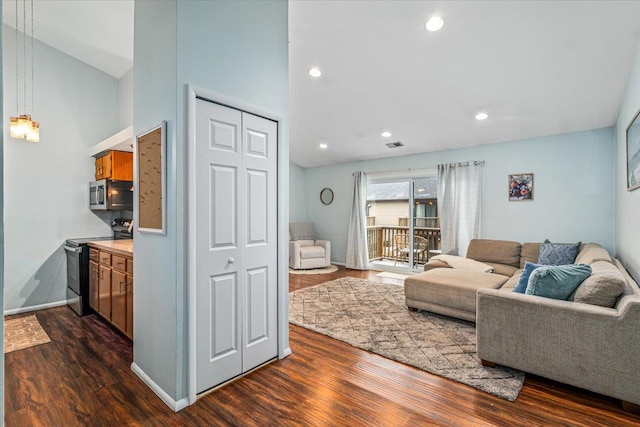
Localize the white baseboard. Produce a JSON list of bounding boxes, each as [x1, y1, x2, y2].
[[4, 300, 67, 316], [332, 261, 345, 266], [131, 362, 190, 412], [282, 347, 292, 358]]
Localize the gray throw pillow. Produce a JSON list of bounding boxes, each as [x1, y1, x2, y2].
[[571, 262, 626, 308], [538, 239, 581, 266]]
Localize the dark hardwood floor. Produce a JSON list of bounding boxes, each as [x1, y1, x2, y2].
[[5, 266, 640, 426]]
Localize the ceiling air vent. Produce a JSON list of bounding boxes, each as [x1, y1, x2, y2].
[[385, 141, 404, 149]]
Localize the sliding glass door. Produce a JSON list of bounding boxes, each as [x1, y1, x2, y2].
[[366, 173, 439, 272]]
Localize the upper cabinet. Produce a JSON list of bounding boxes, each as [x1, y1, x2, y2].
[[95, 151, 133, 181]]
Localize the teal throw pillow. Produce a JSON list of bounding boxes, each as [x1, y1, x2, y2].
[[513, 262, 543, 294], [538, 239, 581, 265], [525, 264, 592, 300]]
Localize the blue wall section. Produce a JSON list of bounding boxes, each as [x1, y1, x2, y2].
[[289, 162, 307, 222], [133, 0, 179, 401], [615, 40, 640, 283], [134, 0, 288, 404], [303, 128, 615, 264]]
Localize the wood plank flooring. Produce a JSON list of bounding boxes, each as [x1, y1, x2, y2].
[[4, 266, 640, 426]]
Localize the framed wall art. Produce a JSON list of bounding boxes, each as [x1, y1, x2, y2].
[[508, 173, 533, 201], [627, 108, 640, 191], [137, 121, 167, 235]]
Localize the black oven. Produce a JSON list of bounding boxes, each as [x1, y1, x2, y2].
[[64, 237, 113, 316]]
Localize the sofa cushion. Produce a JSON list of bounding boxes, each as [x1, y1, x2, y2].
[[570, 261, 626, 308], [574, 243, 612, 265], [513, 262, 544, 294], [405, 269, 509, 314], [520, 242, 541, 268], [538, 240, 581, 266], [466, 239, 522, 268], [485, 263, 519, 277], [501, 271, 522, 290], [525, 264, 592, 300], [300, 246, 325, 259]]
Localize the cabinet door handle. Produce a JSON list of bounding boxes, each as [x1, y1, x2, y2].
[[120, 281, 125, 294]]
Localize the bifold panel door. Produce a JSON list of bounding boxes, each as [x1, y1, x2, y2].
[[195, 98, 278, 394]]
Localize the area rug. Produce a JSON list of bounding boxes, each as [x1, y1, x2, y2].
[[289, 264, 338, 275], [289, 277, 525, 401], [4, 315, 51, 354]]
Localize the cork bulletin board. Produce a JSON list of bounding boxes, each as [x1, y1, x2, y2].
[[137, 121, 166, 235]]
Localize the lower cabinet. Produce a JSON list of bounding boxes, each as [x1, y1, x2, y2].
[[111, 269, 127, 333], [89, 245, 133, 340], [89, 259, 99, 311], [98, 265, 112, 320]]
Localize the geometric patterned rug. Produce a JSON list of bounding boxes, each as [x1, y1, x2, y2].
[[289, 277, 525, 401], [4, 314, 51, 354]]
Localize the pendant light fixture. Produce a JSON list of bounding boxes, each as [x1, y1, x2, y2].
[[9, 0, 39, 142]]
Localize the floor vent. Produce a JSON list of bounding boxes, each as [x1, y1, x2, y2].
[[385, 141, 404, 149]]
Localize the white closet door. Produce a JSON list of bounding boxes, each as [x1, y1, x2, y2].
[[195, 99, 244, 392], [241, 112, 278, 371], [195, 99, 278, 394]]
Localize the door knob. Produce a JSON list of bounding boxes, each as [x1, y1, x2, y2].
[[228, 258, 235, 264]]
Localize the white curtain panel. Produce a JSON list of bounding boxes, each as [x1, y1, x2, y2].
[[346, 172, 370, 269], [437, 162, 483, 257]]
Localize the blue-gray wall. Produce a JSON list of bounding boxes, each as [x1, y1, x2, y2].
[[134, 0, 288, 403], [2, 24, 119, 312], [302, 128, 615, 264], [133, 0, 179, 401], [1, 3, 4, 420], [615, 40, 640, 283], [119, 67, 133, 129], [289, 162, 306, 222]]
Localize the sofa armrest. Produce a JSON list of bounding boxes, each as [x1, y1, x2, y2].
[[289, 241, 302, 269], [315, 240, 331, 265], [423, 260, 450, 271], [476, 288, 640, 404]]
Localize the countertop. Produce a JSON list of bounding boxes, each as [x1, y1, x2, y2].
[[88, 239, 133, 257]]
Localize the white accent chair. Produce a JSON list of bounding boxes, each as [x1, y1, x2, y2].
[[289, 222, 331, 270]]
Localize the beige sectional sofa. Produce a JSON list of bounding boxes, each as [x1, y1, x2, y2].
[[404, 239, 640, 407], [405, 239, 539, 321]]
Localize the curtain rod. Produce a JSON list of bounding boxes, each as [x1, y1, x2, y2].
[[443, 160, 486, 167], [352, 161, 485, 176]]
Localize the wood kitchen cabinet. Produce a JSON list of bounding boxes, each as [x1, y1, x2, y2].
[[88, 259, 99, 311], [95, 150, 133, 181], [98, 264, 112, 320], [88, 242, 134, 340]]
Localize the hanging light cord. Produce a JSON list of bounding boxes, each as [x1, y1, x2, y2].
[[31, 0, 34, 116], [15, 0, 18, 113], [23, 0, 27, 114]]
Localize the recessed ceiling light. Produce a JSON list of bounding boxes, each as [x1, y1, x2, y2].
[[308, 67, 322, 77], [425, 16, 445, 32], [475, 112, 489, 121], [381, 131, 392, 138], [319, 143, 328, 149]]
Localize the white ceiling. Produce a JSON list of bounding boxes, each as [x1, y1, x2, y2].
[[2, 0, 133, 78], [3, 1, 640, 167], [289, 1, 640, 167]]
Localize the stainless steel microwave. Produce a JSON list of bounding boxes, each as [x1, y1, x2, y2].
[[89, 179, 134, 211]]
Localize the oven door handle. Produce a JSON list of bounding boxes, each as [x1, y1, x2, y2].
[[63, 245, 82, 253]]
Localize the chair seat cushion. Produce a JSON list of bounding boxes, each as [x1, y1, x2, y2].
[[300, 246, 325, 259]]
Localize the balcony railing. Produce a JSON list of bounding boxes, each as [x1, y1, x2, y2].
[[367, 221, 441, 265]]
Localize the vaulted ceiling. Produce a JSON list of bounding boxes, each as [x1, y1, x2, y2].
[[4, 1, 640, 168]]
